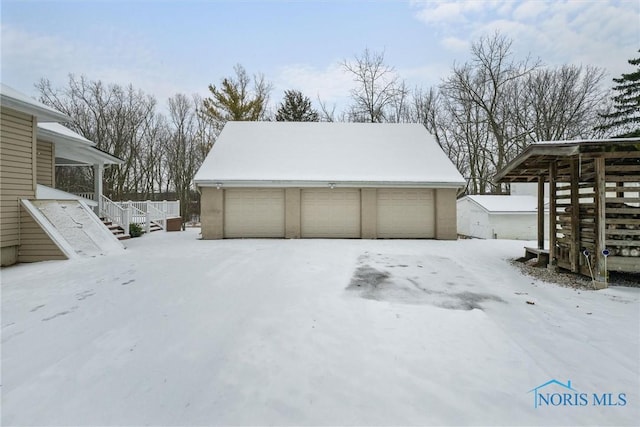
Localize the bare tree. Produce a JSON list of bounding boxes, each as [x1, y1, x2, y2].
[[440, 32, 541, 186], [36, 75, 163, 199], [342, 49, 402, 122], [514, 65, 607, 143], [165, 94, 209, 225]]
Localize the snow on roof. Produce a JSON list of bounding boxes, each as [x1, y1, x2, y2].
[[1, 83, 69, 122], [194, 122, 465, 188], [38, 123, 122, 165], [38, 123, 95, 146], [463, 195, 548, 213], [36, 184, 98, 207]]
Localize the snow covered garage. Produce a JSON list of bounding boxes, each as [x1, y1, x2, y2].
[[193, 122, 465, 239]]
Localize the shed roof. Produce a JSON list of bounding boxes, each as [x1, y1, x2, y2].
[[194, 122, 465, 188], [460, 195, 547, 213], [1, 83, 70, 122], [494, 138, 640, 183]]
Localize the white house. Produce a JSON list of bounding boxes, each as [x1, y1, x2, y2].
[[457, 194, 549, 240]]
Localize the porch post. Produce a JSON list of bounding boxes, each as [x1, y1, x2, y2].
[[94, 163, 104, 215], [537, 175, 545, 250], [594, 157, 607, 288], [548, 162, 557, 269]]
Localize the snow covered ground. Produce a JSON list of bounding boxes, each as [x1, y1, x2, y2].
[[2, 229, 639, 426]]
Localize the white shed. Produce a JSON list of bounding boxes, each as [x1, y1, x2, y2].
[[457, 195, 549, 240]]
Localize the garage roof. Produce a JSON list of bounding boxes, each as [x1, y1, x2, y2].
[[194, 122, 466, 188]]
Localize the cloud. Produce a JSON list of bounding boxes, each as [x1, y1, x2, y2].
[[274, 62, 354, 108], [0, 24, 191, 106], [413, 0, 495, 24], [512, 0, 547, 21], [411, 0, 639, 79], [440, 37, 469, 52]]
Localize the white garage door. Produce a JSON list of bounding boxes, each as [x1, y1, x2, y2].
[[301, 189, 361, 238], [377, 189, 434, 238], [224, 189, 285, 238]]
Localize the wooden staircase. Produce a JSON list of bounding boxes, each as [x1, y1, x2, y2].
[[101, 218, 130, 240], [101, 218, 163, 240], [148, 221, 163, 233]]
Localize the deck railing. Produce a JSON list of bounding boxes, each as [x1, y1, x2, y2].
[[99, 197, 180, 235], [101, 195, 131, 236]]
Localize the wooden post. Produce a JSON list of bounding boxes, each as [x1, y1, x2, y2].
[[594, 157, 607, 288], [570, 160, 580, 273], [537, 175, 545, 250], [548, 162, 557, 269]]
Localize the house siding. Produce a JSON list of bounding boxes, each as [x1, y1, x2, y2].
[[36, 140, 54, 187], [435, 188, 457, 240], [1, 108, 36, 265], [18, 204, 67, 263]]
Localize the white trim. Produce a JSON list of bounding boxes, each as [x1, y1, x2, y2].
[[196, 180, 465, 189], [1, 84, 70, 122]]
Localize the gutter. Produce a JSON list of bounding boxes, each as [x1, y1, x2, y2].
[[194, 179, 467, 189]]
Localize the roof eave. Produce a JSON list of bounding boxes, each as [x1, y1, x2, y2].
[[38, 126, 96, 147], [194, 179, 466, 189], [1, 95, 70, 123], [493, 144, 579, 183]]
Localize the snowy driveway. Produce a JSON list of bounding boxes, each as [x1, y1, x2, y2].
[[2, 229, 639, 426]]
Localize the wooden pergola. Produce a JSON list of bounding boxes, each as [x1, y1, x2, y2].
[[494, 138, 640, 287]]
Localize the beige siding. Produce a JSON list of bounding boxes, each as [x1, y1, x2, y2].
[[434, 188, 458, 240], [36, 140, 54, 187], [18, 205, 67, 262], [284, 188, 301, 239], [1, 108, 36, 249], [200, 187, 224, 239]]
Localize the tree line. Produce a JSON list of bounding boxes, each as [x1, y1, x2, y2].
[[37, 32, 639, 218]]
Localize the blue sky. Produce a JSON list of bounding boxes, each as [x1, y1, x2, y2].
[[2, 0, 639, 113]]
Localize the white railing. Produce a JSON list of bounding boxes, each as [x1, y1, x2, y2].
[[126, 201, 168, 233], [100, 195, 130, 236], [100, 198, 181, 235]]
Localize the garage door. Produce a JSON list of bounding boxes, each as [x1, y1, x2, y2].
[[377, 189, 434, 238], [301, 189, 361, 238], [224, 189, 285, 238]]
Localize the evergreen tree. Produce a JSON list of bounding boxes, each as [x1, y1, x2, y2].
[[275, 90, 319, 121], [596, 51, 640, 137], [203, 64, 271, 123]]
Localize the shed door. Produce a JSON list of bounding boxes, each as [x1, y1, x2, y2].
[[377, 189, 434, 238], [301, 189, 361, 238], [224, 189, 285, 238]]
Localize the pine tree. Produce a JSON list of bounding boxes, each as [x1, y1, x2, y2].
[[596, 51, 640, 137], [203, 64, 271, 123], [275, 90, 319, 122]]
